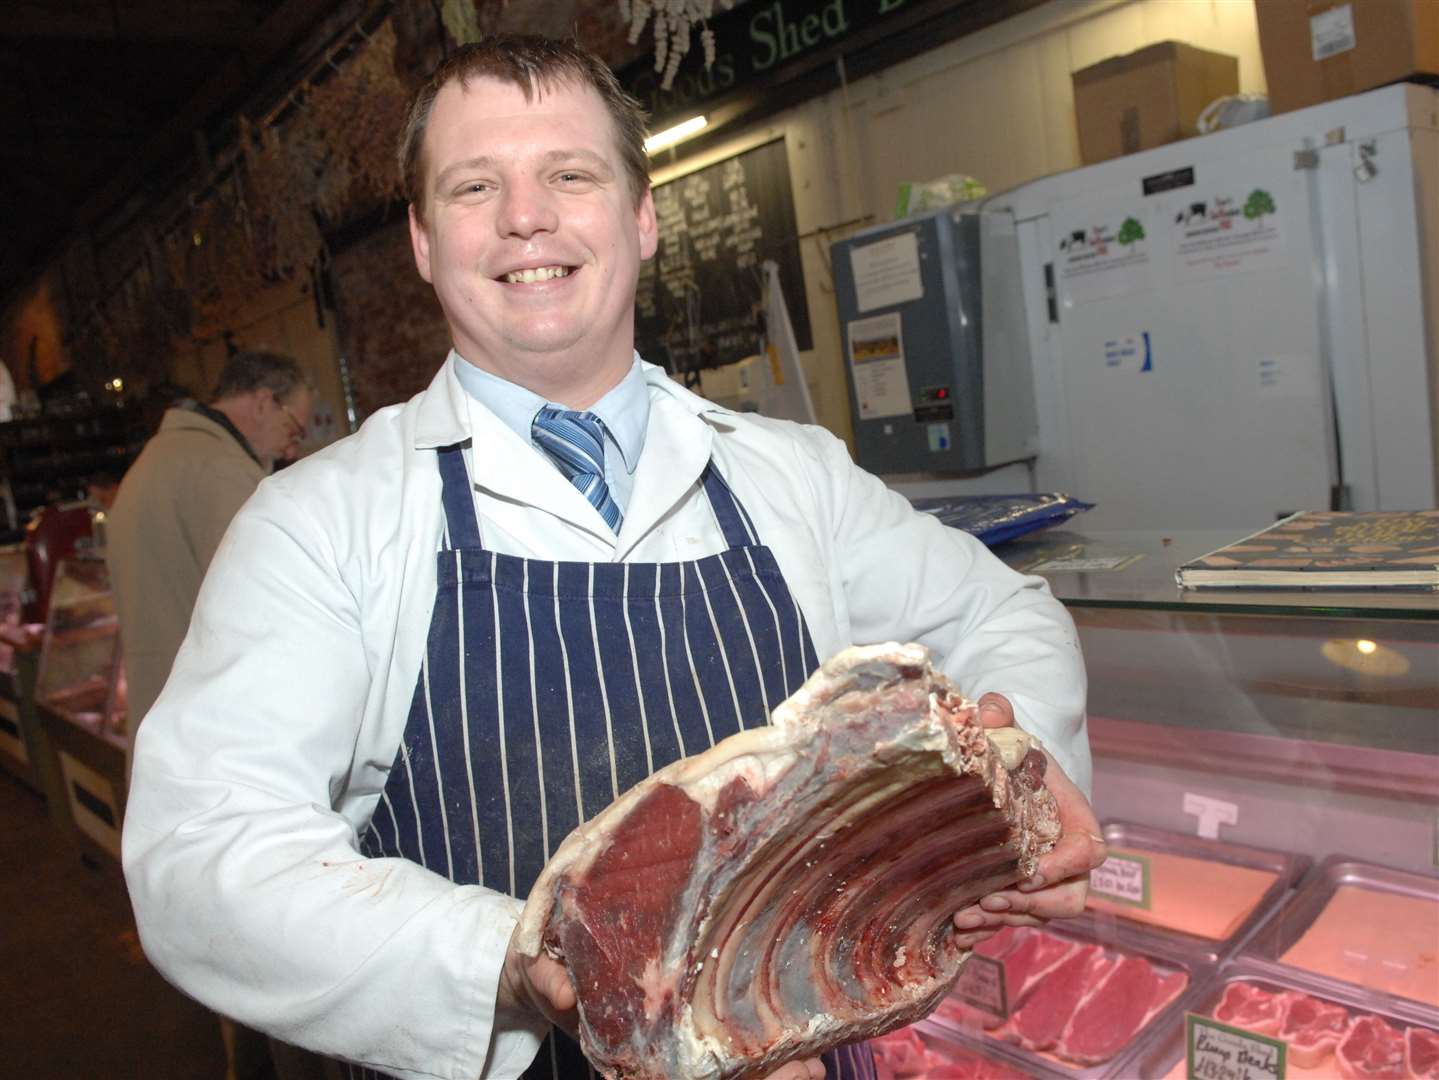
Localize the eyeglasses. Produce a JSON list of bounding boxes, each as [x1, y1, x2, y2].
[[278, 401, 307, 441]]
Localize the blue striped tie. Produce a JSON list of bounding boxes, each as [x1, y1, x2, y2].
[[531, 407, 624, 533]]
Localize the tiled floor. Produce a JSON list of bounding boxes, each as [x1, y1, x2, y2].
[[0, 769, 225, 1077]]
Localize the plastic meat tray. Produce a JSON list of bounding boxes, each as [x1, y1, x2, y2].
[[1133, 955, 1439, 1079], [1073, 820, 1310, 966], [1244, 854, 1439, 1014], [919, 921, 1213, 1079]]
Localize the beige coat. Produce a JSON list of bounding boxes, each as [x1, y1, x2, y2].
[[106, 406, 265, 750]]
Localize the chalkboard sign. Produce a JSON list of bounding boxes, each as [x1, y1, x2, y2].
[[635, 138, 812, 374]]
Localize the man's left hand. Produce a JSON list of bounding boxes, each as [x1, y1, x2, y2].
[[952, 692, 1107, 948]]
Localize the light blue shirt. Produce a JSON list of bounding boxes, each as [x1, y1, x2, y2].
[[449, 350, 649, 511]]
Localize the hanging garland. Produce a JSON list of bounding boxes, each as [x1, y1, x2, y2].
[[621, 0, 730, 89]]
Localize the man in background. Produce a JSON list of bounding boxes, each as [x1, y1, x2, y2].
[[105, 348, 317, 1080]]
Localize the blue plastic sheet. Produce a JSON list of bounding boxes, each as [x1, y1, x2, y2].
[[908, 493, 1094, 547]]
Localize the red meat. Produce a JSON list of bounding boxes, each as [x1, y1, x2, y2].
[[1213, 981, 1287, 1036], [1055, 955, 1188, 1064], [871, 1027, 931, 1078], [997, 930, 1079, 1006], [934, 928, 1053, 1032], [1338, 1015, 1407, 1079], [1279, 991, 1351, 1068], [1004, 945, 1112, 1052], [515, 644, 1061, 1080], [1406, 1026, 1439, 1080]]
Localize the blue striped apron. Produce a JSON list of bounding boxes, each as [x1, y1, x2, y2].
[[353, 444, 876, 1080]]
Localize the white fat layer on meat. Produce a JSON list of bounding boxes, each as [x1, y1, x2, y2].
[[669, 1002, 726, 1079], [679, 746, 801, 812], [872, 716, 951, 759], [985, 727, 1036, 770], [770, 641, 930, 727]]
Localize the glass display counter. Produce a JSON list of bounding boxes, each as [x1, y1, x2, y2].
[[903, 525, 1437, 1079], [34, 553, 128, 862], [995, 528, 1437, 871], [0, 542, 48, 792]]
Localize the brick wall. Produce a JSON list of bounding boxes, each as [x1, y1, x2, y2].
[[330, 218, 451, 419]]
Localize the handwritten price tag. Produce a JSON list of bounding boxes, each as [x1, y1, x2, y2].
[[952, 954, 1008, 1018], [1187, 1014, 1286, 1079], [1090, 852, 1151, 908]]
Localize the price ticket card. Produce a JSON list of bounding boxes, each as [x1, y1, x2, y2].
[[1187, 1014, 1286, 1080], [951, 954, 1008, 1018], [1089, 852, 1152, 908]]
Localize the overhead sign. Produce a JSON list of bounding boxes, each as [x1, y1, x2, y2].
[[618, 0, 946, 123]]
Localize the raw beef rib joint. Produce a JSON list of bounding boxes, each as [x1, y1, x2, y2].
[[515, 643, 1062, 1079]]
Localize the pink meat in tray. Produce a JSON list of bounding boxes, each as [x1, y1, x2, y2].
[[1213, 980, 1287, 1036], [1337, 1015, 1406, 1079], [1278, 990, 1351, 1069], [1055, 954, 1188, 1065], [997, 928, 1079, 1004], [1408, 1026, 1439, 1080], [1002, 945, 1112, 1052]]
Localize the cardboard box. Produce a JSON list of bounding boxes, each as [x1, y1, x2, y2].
[[1256, 0, 1439, 115], [1072, 42, 1239, 165]]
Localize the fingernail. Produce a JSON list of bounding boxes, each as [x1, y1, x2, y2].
[[978, 702, 1005, 723], [954, 911, 985, 929], [980, 894, 1010, 912], [1018, 873, 1046, 892]]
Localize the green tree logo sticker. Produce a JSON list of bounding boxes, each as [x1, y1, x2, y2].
[[1117, 217, 1146, 246], [1244, 189, 1276, 224]]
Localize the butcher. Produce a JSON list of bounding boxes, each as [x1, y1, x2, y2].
[[122, 33, 1105, 1080]]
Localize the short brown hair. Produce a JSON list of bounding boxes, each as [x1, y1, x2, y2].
[[210, 350, 312, 404], [399, 35, 651, 221]]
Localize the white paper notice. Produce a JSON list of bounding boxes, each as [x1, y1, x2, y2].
[[1054, 206, 1154, 307], [1257, 354, 1321, 399], [1172, 188, 1285, 282], [850, 232, 923, 312], [1102, 332, 1152, 374], [1310, 3, 1356, 60], [847, 313, 912, 419]]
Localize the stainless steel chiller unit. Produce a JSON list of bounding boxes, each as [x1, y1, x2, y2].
[[830, 207, 1037, 476]]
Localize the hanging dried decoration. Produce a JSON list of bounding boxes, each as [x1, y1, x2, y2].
[[440, 0, 483, 45], [240, 114, 326, 280], [300, 21, 408, 224], [621, 0, 729, 89], [52, 15, 415, 382]]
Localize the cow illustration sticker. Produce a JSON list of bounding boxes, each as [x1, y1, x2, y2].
[[1054, 204, 1154, 307], [1171, 187, 1286, 282]]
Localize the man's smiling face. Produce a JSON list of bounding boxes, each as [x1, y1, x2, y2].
[[409, 75, 658, 405]]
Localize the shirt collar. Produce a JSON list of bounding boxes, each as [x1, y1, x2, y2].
[[449, 350, 648, 475], [184, 400, 263, 468]]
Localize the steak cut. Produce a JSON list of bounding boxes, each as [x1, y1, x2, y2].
[[1407, 1026, 1439, 1079], [1338, 1015, 1407, 1079], [1054, 954, 1188, 1064], [1003, 944, 1112, 1052], [514, 643, 1061, 1080], [1279, 991, 1351, 1068], [993, 928, 1079, 1007], [1213, 980, 1286, 1035]]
